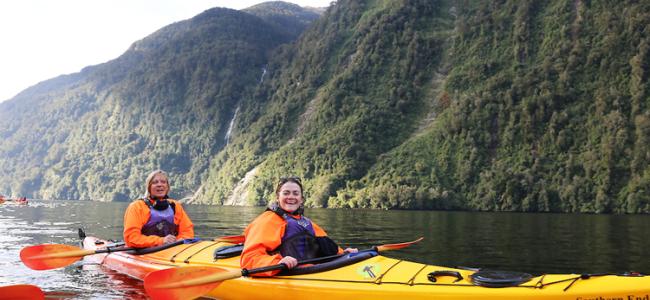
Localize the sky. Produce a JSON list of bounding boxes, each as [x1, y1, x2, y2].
[[0, 0, 334, 102]]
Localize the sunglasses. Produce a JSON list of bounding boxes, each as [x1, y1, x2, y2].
[[279, 176, 302, 184]]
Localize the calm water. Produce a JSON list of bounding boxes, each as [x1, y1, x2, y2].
[[1, 200, 649, 299]]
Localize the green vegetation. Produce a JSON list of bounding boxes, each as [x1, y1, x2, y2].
[[1, 0, 648, 213], [333, 0, 650, 213], [0, 6, 310, 201]]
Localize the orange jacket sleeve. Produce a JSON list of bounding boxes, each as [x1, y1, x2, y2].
[[123, 199, 194, 248]]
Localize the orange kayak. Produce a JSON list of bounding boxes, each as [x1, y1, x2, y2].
[[81, 236, 650, 300]]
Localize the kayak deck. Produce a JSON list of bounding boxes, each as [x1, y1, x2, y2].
[[82, 237, 650, 300]]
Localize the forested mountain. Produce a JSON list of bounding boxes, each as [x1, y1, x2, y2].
[[1, 0, 649, 213], [0, 3, 319, 201]]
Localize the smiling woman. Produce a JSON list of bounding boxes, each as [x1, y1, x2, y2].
[[276, 176, 305, 214], [122, 169, 195, 248], [240, 176, 357, 276]]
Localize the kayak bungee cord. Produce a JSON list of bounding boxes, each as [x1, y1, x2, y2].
[[169, 241, 208, 263], [268, 267, 647, 291], [373, 259, 405, 283], [180, 241, 223, 263], [407, 264, 429, 285]]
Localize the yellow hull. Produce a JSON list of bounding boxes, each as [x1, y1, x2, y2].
[[82, 237, 650, 300]]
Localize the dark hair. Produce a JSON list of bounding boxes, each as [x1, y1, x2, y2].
[[275, 176, 303, 198]]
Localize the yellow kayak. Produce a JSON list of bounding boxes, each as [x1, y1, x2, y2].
[[81, 236, 650, 299]]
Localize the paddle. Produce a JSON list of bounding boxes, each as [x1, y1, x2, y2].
[[20, 235, 244, 271], [144, 237, 423, 300], [0, 284, 44, 300]]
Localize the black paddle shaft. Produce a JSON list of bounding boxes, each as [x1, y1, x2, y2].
[[240, 251, 351, 276], [93, 239, 190, 255], [239, 249, 383, 277]]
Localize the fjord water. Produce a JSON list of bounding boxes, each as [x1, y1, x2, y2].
[[1, 200, 648, 299]]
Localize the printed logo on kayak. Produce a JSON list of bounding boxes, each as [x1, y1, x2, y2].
[[575, 295, 649, 300], [357, 264, 381, 279]]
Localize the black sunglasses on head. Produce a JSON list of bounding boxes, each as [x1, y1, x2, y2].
[[279, 176, 302, 183]]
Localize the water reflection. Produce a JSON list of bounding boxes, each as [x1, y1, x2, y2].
[[306, 209, 650, 275]]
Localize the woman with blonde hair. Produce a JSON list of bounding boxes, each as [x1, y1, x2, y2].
[[123, 170, 194, 248]]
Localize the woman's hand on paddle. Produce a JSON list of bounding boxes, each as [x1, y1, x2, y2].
[[279, 256, 298, 268], [344, 247, 358, 253], [162, 235, 176, 244]]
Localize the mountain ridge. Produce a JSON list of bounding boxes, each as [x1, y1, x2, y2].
[[0, 3, 318, 201], [1, 0, 649, 213]]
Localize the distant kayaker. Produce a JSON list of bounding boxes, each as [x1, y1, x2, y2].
[[123, 170, 194, 248], [241, 176, 357, 276]]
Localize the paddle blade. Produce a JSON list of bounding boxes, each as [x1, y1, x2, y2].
[[214, 235, 245, 244], [144, 266, 240, 300], [20, 244, 84, 270], [376, 237, 424, 252], [0, 284, 44, 300]]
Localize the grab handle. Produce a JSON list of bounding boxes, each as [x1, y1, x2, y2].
[[428, 270, 464, 283]]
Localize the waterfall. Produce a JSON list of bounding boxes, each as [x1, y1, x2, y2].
[[225, 106, 239, 145], [224, 67, 264, 145], [259, 67, 267, 83]]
